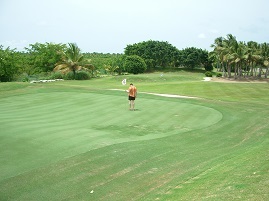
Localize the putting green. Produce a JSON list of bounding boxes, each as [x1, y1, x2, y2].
[[0, 91, 222, 179]]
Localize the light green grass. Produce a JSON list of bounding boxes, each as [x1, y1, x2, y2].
[[0, 72, 268, 200]]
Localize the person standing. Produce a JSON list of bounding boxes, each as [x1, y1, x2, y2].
[[126, 83, 137, 110]]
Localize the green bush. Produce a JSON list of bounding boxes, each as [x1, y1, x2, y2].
[[37, 72, 51, 80], [124, 55, 147, 74], [205, 71, 213, 77], [204, 64, 213, 71], [216, 72, 222, 77], [64, 72, 75, 80], [64, 71, 90, 80], [75, 71, 90, 80], [50, 72, 64, 79], [16, 73, 29, 82]]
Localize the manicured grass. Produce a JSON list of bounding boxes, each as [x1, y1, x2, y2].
[[0, 72, 268, 200]]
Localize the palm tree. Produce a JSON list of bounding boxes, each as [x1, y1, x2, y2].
[[224, 34, 239, 78], [260, 43, 269, 78], [230, 41, 248, 78], [245, 41, 261, 77], [210, 37, 224, 72], [54, 43, 87, 78], [210, 34, 269, 79], [210, 34, 239, 78]]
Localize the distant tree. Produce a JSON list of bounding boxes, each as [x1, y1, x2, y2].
[[25, 42, 66, 73], [16, 52, 33, 76], [0, 46, 18, 82], [260, 42, 269, 78], [54, 43, 92, 78], [82, 53, 126, 76], [84, 63, 96, 77], [179, 47, 210, 69], [245, 41, 261, 77], [111, 54, 126, 75], [124, 55, 147, 74], [209, 34, 269, 79], [124, 40, 180, 69], [104, 64, 119, 75], [103, 54, 126, 75], [200, 49, 213, 71]]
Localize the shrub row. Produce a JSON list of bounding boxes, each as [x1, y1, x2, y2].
[[19, 71, 91, 82]]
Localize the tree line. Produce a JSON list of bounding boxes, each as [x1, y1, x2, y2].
[[0, 41, 211, 82], [124, 40, 212, 71], [1, 34, 268, 82], [210, 34, 269, 78]]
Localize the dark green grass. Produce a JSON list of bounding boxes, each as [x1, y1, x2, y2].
[[0, 72, 268, 200]]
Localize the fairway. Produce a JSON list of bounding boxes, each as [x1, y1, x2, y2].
[[0, 90, 222, 180], [0, 74, 268, 200]]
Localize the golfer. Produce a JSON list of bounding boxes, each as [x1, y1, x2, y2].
[[126, 83, 137, 110]]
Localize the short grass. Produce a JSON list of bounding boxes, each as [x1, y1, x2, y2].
[[0, 71, 268, 200]]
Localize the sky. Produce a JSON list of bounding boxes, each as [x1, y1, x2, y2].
[[1, 0, 269, 53]]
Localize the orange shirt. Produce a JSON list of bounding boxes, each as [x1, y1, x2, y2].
[[128, 86, 137, 97]]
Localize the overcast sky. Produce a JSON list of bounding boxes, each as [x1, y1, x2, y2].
[[1, 0, 269, 53]]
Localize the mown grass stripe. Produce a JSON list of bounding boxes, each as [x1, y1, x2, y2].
[[0, 91, 222, 181], [0, 74, 268, 200]]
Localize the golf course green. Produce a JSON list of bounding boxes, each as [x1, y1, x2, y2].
[[0, 71, 268, 200]]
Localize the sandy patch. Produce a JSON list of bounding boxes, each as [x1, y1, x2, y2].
[[139, 92, 197, 99], [211, 77, 268, 83], [109, 89, 198, 99], [203, 77, 212, 81]]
